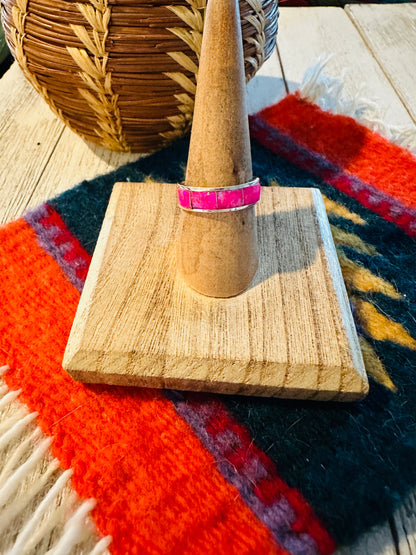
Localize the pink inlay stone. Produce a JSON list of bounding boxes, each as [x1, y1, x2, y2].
[[243, 183, 261, 205], [217, 189, 244, 209], [177, 179, 261, 211], [178, 189, 191, 209], [191, 190, 218, 210]]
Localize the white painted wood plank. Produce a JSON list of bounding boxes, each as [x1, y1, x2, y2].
[[0, 64, 64, 224], [276, 7, 414, 129], [35, 126, 140, 207], [36, 48, 284, 209], [337, 522, 398, 555], [346, 4, 416, 126], [246, 47, 286, 114], [0, 64, 141, 223], [17, 48, 285, 217], [392, 490, 416, 555], [339, 491, 416, 555], [277, 7, 411, 553]]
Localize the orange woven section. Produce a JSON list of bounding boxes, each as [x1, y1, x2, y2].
[[0, 219, 284, 555]]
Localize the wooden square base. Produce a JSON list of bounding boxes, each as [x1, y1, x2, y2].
[[63, 183, 368, 401]]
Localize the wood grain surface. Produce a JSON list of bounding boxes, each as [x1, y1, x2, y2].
[[0, 64, 64, 223], [176, 0, 258, 297], [63, 183, 368, 401], [346, 3, 416, 125], [277, 6, 414, 128], [0, 64, 139, 225], [1, 4, 416, 551], [0, 0, 279, 152]]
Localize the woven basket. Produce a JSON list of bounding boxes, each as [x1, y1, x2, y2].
[[1, 0, 278, 152]]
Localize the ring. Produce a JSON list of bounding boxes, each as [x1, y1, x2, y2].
[[177, 178, 261, 212]]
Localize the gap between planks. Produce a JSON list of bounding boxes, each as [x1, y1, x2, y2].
[[1, 7, 415, 552], [0, 64, 140, 225], [0, 64, 64, 224], [276, 7, 415, 554], [1, 50, 283, 226], [276, 6, 414, 129], [345, 3, 416, 126]]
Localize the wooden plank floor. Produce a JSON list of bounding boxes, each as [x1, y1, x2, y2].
[[276, 9, 415, 554], [276, 6, 414, 128], [0, 65, 140, 225], [346, 3, 416, 125], [0, 4, 415, 553]]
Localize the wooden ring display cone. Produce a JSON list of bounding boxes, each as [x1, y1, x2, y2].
[[176, 0, 258, 298], [63, 0, 369, 401]]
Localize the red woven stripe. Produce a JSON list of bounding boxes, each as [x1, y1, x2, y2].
[[26, 205, 337, 553], [259, 94, 416, 211], [199, 398, 336, 555], [0, 219, 285, 555], [40, 204, 92, 280]]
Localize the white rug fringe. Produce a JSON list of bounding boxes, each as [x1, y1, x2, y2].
[[0, 458, 60, 536], [0, 436, 52, 506], [88, 537, 113, 555], [0, 365, 10, 377], [298, 55, 416, 155], [0, 377, 111, 555], [0, 412, 38, 451], [7, 470, 73, 555], [46, 499, 96, 555]]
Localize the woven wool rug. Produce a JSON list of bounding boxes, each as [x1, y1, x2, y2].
[[1, 88, 416, 554]]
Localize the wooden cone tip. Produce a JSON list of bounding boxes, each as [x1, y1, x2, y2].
[[178, 0, 258, 298], [185, 0, 251, 188]]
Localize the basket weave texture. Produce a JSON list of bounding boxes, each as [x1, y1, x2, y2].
[[1, 0, 278, 152]]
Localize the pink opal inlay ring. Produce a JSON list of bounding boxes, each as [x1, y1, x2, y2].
[[177, 178, 261, 212]]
